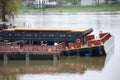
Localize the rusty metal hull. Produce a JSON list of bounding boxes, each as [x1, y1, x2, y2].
[[61, 45, 105, 57], [0, 32, 114, 60], [0, 52, 55, 60]]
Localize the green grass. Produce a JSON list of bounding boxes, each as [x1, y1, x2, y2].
[[47, 4, 120, 11], [19, 5, 28, 11], [19, 4, 120, 12]]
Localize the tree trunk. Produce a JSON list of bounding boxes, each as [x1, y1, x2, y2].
[[57, 0, 63, 7], [105, 0, 109, 4], [2, 3, 7, 22], [97, 0, 100, 6]]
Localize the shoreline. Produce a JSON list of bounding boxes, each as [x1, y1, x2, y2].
[[19, 4, 120, 14], [19, 9, 120, 15]]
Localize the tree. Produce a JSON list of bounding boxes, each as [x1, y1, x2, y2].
[[0, 0, 20, 22], [71, 0, 80, 5], [111, 0, 119, 4], [105, 0, 119, 4], [105, 0, 110, 4], [57, 0, 64, 7]]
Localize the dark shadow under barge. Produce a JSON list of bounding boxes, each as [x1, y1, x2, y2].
[[0, 45, 105, 60], [0, 52, 57, 60], [61, 45, 106, 57]]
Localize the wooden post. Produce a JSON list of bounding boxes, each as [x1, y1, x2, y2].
[[53, 54, 58, 61], [25, 52, 30, 66], [76, 49, 80, 57], [88, 48, 92, 57], [67, 51, 70, 56], [53, 54, 59, 65], [3, 53, 8, 66], [98, 46, 103, 55]]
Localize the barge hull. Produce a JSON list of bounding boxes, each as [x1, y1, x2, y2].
[[61, 45, 105, 57], [0, 52, 55, 60]]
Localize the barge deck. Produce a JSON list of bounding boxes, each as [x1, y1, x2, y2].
[[0, 26, 114, 60]]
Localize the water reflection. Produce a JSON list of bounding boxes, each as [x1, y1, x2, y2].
[[0, 74, 17, 80], [0, 57, 105, 80], [12, 11, 120, 30], [0, 11, 120, 80], [0, 57, 105, 74]]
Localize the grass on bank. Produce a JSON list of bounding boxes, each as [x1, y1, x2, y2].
[[19, 4, 120, 12], [47, 4, 120, 11]]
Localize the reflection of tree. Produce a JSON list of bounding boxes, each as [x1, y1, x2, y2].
[[2, 74, 17, 80], [42, 0, 45, 11], [105, 0, 119, 4], [96, 12, 101, 30], [57, 0, 80, 5], [0, 57, 105, 74], [57, 0, 64, 7], [97, 0, 99, 6]]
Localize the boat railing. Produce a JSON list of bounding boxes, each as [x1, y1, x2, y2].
[[0, 33, 112, 53], [85, 34, 95, 41], [87, 32, 111, 46], [100, 33, 111, 43], [67, 32, 112, 49], [0, 42, 66, 54]]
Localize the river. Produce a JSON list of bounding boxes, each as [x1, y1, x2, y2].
[[0, 11, 120, 80]]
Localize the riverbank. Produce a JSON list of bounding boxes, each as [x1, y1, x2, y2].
[[19, 4, 120, 13]]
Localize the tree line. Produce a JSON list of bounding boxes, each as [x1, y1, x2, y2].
[[0, 0, 120, 22], [50, 0, 120, 5]]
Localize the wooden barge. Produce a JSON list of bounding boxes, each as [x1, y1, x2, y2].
[[0, 26, 114, 60]]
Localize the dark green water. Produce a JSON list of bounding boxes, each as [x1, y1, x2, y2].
[[0, 56, 105, 80], [0, 57, 105, 73]]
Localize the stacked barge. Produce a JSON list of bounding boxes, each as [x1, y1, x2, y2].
[[0, 26, 114, 60]]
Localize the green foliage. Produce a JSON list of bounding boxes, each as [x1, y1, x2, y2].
[[7, 0, 20, 19], [71, 0, 80, 5], [0, 0, 20, 21]]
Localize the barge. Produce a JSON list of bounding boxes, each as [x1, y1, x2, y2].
[[0, 26, 114, 60]]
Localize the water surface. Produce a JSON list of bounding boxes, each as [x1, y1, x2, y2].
[[0, 11, 120, 80]]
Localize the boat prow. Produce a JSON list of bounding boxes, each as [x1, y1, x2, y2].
[[103, 34, 114, 63], [62, 32, 114, 57]]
